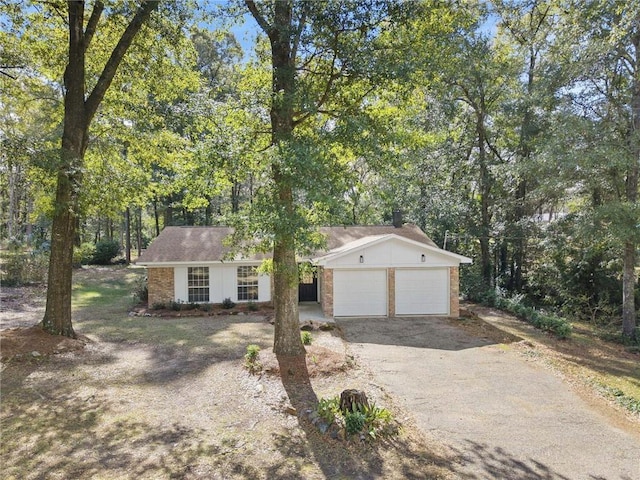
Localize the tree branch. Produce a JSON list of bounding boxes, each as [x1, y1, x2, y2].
[[84, 0, 158, 124], [83, 0, 104, 53], [245, 0, 272, 36]]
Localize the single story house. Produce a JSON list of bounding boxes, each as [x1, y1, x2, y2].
[[135, 220, 472, 318]]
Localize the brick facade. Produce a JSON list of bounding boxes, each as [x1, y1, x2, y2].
[[320, 267, 333, 318], [387, 268, 396, 317], [449, 266, 460, 318], [148, 267, 174, 307]]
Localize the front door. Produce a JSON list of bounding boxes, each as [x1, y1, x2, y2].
[[298, 266, 318, 302]]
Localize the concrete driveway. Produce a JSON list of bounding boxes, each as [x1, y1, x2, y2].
[[340, 316, 640, 480]]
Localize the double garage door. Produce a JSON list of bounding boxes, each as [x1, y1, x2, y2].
[[333, 268, 449, 317]]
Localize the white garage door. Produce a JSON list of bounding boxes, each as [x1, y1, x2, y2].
[[333, 269, 387, 317], [395, 269, 449, 315]]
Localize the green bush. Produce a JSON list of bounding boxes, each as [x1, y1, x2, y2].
[[0, 250, 49, 286], [496, 295, 572, 339], [91, 239, 121, 265], [247, 301, 259, 311], [301, 331, 313, 345], [316, 395, 395, 440], [222, 297, 236, 309], [73, 242, 96, 266], [201, 303, 213, 312], [344, 410, 367, 435], [132, 276, 148, 303]]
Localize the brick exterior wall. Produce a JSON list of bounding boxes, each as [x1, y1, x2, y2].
[[320, 267, 333, 318], [449, 266, 460, 318], [148, 267, 174, 307], [387, 268, 396, 317]]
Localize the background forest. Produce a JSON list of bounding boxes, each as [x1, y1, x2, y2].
[[1, 0, 639, 343]]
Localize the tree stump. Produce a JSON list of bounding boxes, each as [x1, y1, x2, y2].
[[339, 389, 369, 413]]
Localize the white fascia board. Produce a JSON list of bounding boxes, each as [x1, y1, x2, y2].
[[135, 259, 262, 267], [313, 233, 473, 266]]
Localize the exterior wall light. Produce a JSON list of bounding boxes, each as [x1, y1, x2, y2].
[[359, 255, 364, 263], [421, 254, 426, 262]]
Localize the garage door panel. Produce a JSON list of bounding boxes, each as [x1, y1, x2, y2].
[[334, 270, 386, 317], [396, 269, 448, 315]]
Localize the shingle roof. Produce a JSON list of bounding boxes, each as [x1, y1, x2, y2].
[[136, 224, 438, 265]]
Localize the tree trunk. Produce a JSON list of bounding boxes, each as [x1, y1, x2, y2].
[[153, 197, 160, 236], [339, 389, 369, 414], [136, 207, 142, 256], [42, 143, 84, 338], [247, 0, 305, 357], [125, 207, 131, 264], [477, 111, 492, 286], [623, 26, 640, 340]]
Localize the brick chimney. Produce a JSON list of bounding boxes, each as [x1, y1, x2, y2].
[[392, 210, 403, 228]]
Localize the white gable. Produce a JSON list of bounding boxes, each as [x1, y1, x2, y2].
[[313, 234, 472, 268]]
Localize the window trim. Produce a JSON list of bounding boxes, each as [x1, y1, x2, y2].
[[237, 265, 259, 302], [187, 266, 209, 303]]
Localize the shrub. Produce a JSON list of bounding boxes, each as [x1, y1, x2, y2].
[[247, 301, 259, 311], [301, 331, 313, 345], [222, 297, 236, 309], [170, 301, 182, 311], [151, 302, 166, 310], [497, 295, 572, 339], [201, 303, 213, 312], [344, 410, 367, 435], [0, 249, 49, 286], [132, 276, 148, 303], [73, 242, 96, 267], [244, 344, 262, 374], [91, 239, 121, 265], [316, 395, 395, 440]]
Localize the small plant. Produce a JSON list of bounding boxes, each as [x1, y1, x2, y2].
[[151, 302, 166, 310], [301, 331, 313, 345], [317, 396, 340, 426], [222, 297, 236, 309], [344, 410, 366, 435], [170, 300, 182, 311], [201, 303, 213, 312], [244, 344, 262, 374], [315, 395, 395, 440], [361, 403, 394, 438], [247, 301, 259, 311]]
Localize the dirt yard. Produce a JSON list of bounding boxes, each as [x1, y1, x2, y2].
[[1, 267, 459, 479], [1, 266, 638, 479]]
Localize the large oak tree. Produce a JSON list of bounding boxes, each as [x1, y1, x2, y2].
[[41, 1, 159, 337]]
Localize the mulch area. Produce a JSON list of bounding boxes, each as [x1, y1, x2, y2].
[[1, 326, 89, 362]]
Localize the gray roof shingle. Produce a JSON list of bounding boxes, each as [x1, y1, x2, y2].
[[136, 224, 438, 264]]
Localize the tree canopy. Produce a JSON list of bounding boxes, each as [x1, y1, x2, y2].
[[1, 0, 638, 343]]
